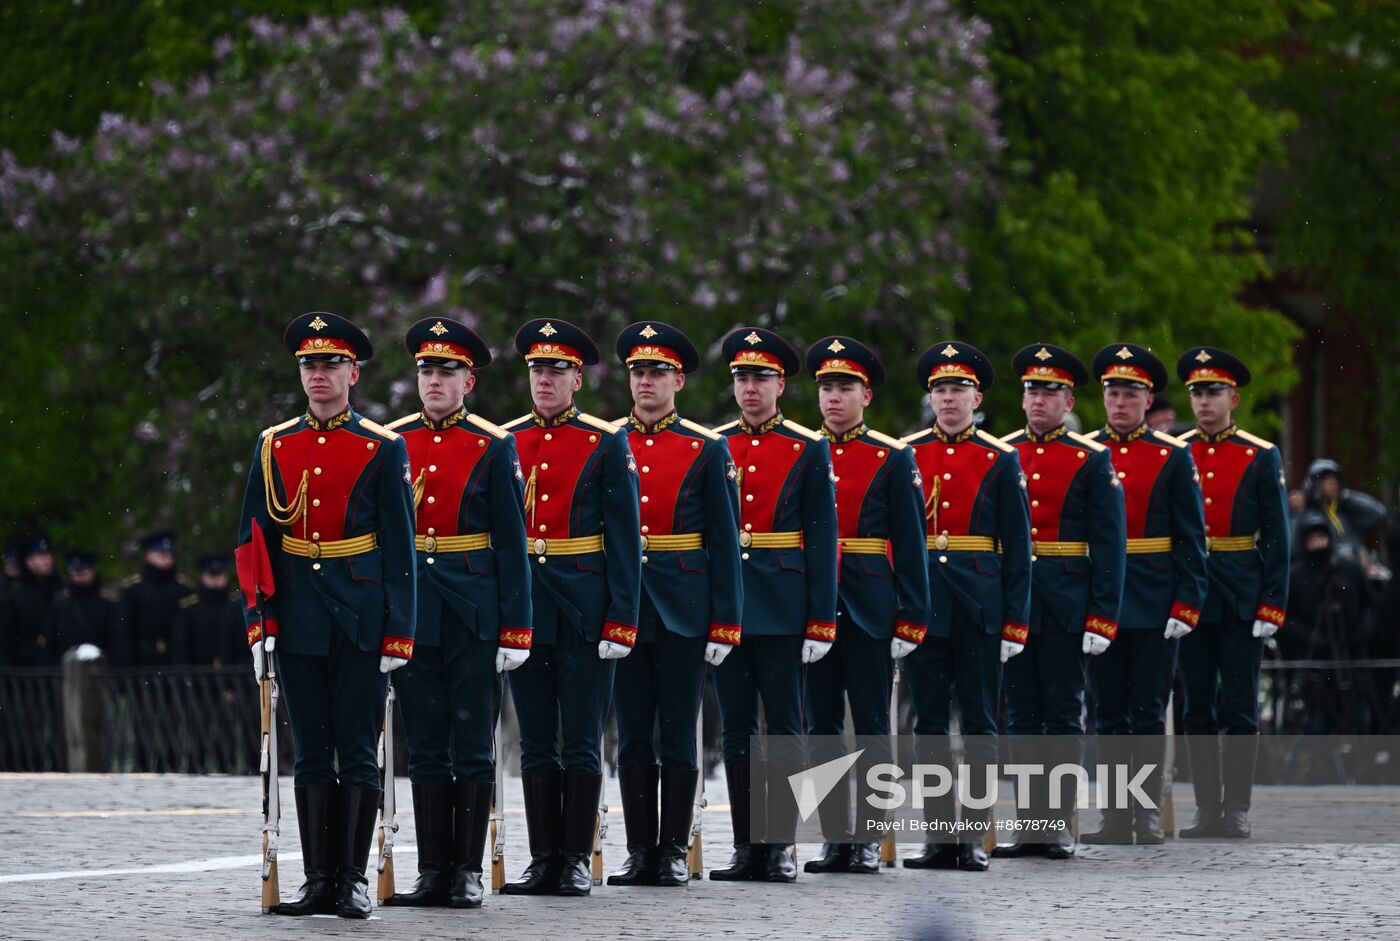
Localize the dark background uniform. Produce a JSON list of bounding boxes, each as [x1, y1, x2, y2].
[[712, 326, 838, 884], [171, 556, 244, 667], [236, 312, 417, 918], [901, 341, 1032, 872], [118, 532, 193, 667], [1083, 343, 1208, 845], [50, 552, 123, 662], [802, 337, 929, 875], [4, 534, 63, 666], [500, 318, 641, 897], [999, 344, 1126, 858], [609, 321, 743, 888], [1176, 347, 1290, 839], [383, 315, 533, 908]]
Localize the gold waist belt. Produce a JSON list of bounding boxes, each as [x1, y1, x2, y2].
[[282, 532, 377, 560], [531, 534, 604, 557], [839, 537, 889, 555], [1126, 537, 1173, 554], [641, 533, 704, 551], [739, 530, 803, 549], [415, 533, 491, 553], [926, 535, 997, 552], [1032, 540, 1090, 557], [1207, 535, 1257, 552]]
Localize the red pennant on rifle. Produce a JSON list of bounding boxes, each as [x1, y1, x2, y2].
[[235, 521, 277, 609]]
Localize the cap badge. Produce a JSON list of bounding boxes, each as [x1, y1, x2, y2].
[[827, 339, 846, 353], [429, 321, 449, 336], [539, 322, 558, 337], [1195, 349, 1212, 363], [639, 324, 659, 339], [940, 344, 959, 358], [1116, 346, 1134, 360], [309, 316, 328, 332], [1035, 347, 1052, 361], [744, 331, 763, 346]]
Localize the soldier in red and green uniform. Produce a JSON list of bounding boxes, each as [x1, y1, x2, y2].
[[1175, 346, 1289, 840], [606, 321, 744, 888], [236, 312, 417, 919], [500, 319, 642, 897], [709, 326, 838, 885], [1080, 343, 1207, 846], [800, 336, 929, 876], [382, 318, 532, 908], [900, 341, 1032, 874]]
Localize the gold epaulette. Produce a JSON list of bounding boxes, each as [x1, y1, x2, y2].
[[781, 419, 822, 441], [502, 413, 534, 431], [713, 419, 741, 434], [101, 586, 122, 603], [177, 575, 195, 589], [1236, 429, 1275, 450], [357, 417, 401, 441], [385, 412, 421, 431], [1067, 430, 1107, 452], [900, 427, 933, 444], [609, 417, 629, 430], [578, 412, 621, 433], [679, 418, 721, 441], [1000, 429, 1026, 444], [179, 594, 199, 609], [120, 573, 141, 587], [1179, 428, 1200, 441], [260, 416, 301, 438], [465, 413, 510, 439], [1153, 429, 1190, 449], [865, 428, 907, 450], [976, 429, 1015, 453], [1083, 429, 1104, 442]]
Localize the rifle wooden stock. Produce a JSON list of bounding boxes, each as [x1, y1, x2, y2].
[[377, 830, 394, 901], [375, 684, 397, 902], [591, 805, 607, 886], [687, 710, 705, 877], [882, 662, 899, 866], [490, 712, 506, 892], [259, 674, 279, 913]]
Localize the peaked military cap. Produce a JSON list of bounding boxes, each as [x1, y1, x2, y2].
[[514, 318, 600, 368], [1176, 346, 1251, 390], [1014, 343, 1089, 390], [916, 340, 994, 391], [806, 336, 886, 387], [405, 317, 492, 370], [722, 326, 799, 378], [284, 311, 374, 363], [140, 531, 177, 554], [1092, 342, 1168, 393], [615, 321, 700, 374], [65, 550, 98, 572]]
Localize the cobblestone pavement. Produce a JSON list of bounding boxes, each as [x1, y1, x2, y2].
[[1, 773, 1397, 940]]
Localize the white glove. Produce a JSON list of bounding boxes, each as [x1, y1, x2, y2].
[[1251, 619, 1278, 640], [598, 640, 631, 660], [496, 646, 530, 673], [705, 642, 733, 666], [1164, 617, 1193, 640], [1000, 639, 1025, 663], [1082, 632, 1111, 656], [380, 655, 409, 673], [890, 638, 917, 660], [251, 635, 276, 681], [802, 639, 833, 664]]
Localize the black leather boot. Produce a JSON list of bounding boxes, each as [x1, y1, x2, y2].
[[448, 778, 492, 907], [902, 842, 959, 869], [1081, 739, 1134, 845], [1133, 742, 1167, 845], [995, 773, 1046, 858], [655, 766, 698, 886], [710, 761, 758, 881], [957, 807, 991, 872], [335, 784, 381, 919], [275, 783, 338, 916], [1221, 734, 1259, 838], [1180, 735, 1224, 838], [557, 770, 602, 896], [607, 764, 659, 887], [500, 767, 563, 895], [846, 842, 881, 874], [383, 777, 451, 906], [903, 788, 958, 869], [803, 842, 850, 874], [762, 760, 799, 883]]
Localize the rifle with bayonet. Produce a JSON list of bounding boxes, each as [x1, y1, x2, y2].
[[376, 681, 398, 902]]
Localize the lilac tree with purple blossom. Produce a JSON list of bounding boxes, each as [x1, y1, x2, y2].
[[0, 0, 999, 553]]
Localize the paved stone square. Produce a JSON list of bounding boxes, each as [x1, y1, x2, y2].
[[0, 772, 1397, 940]]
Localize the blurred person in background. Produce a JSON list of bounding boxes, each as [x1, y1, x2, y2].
[[1145, 393, 1180, 434], [171, 554, 244, 667], [6, 532, 62, 666], [118, 531, 193, 666], [1293, 459, 1386, 568], [49, 550, 122, 663]]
